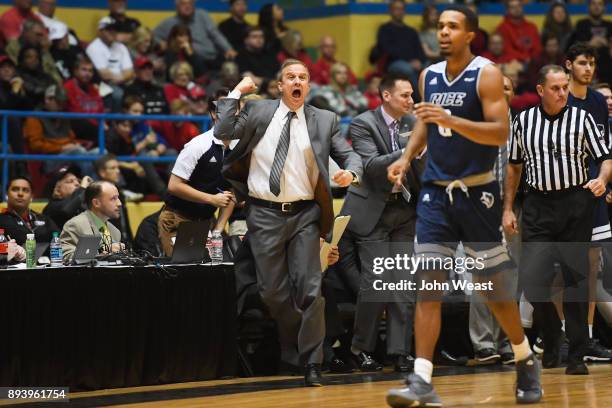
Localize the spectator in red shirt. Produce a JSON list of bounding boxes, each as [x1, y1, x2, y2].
[[363, 72, 382, 110], [63, 55, 104, 143], [277, 30, 313, 72], [163, 61, 205, 109], [151, 99, 200, 151], [482, 33, 517, 65], [496, 0, 542, 63], [0, 0, 42, 44], [503, 63, 539, 112], [311, 36, 357, 86], [526, 34, 565, 90]]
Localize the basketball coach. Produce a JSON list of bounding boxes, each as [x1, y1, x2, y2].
[[214, 59, 363, 386]]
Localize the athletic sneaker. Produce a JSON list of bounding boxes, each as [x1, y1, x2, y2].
[[386, 374, 442, 407], [584, 339, 612, 362], [515, 353, 543, 404], [532, 337, 544, 355], [501, 352, 515, 365], [475, 348, 501, 364]]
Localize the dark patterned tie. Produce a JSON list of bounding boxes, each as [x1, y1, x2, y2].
[[269, 111, 296, 196], [390, 120, 400, 151]]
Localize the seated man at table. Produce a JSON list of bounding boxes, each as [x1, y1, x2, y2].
[[0, 176, 58, 247], [60, 181, 123, 262], [43, 166, 92, 229]]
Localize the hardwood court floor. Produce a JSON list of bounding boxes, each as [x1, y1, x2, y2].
[[6, 364, 612, 407]]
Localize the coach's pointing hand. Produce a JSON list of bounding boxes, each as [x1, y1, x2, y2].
[[584, 177, 607, 197]]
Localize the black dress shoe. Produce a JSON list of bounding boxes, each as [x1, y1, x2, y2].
[[542, 331, 565, 368], [542, 338, 562, 368], [566, 361, 589, 375], [328, 357, 354, 373], [394, 355, 414, 373], [304, 363, 324, 386], [351, 351, 383, 371]]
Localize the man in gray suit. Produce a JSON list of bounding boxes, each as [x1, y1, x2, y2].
[[214, 59, 362, 386], [60, 181, 123, 262], [338, 73, 423, 373], [153, 0, 237, 69]]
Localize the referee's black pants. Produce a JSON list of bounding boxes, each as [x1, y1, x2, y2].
[[520, 187, 593, 365]]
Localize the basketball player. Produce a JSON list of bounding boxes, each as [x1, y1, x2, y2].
[[566, 42, 612, 362], [386, 6, 542, 406]]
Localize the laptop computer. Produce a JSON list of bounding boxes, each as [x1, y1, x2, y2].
[[72, 235, 102, 265], [34, 242, 49, 264], [170, 221, 211, 264]]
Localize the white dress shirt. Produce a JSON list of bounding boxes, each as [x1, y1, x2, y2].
[[228, 91, 319, 202]]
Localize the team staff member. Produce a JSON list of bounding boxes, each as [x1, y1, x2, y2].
[[0, 176, 58, 246], [505, 65, 612, 375], [159, 90, 235, 256], [60, 181, 123, 262], [215, 60, 362, 387], [339, 73, 422, 373]]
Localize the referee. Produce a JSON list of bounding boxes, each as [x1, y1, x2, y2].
[[503, 65, 612, 375]]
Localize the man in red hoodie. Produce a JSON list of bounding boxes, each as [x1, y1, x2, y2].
[[496, 0, 542, 63], [63, 55, 105, 144], [310, 36, 357, 86]]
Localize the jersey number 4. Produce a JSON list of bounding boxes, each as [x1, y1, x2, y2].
[[438, 109, 452, 137]]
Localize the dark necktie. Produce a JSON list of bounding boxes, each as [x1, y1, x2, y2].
[[390, 120, 400, 151], [269, 111, 296, 196]]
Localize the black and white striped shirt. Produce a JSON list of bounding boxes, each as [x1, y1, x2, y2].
[[509, 105, 610, 192]]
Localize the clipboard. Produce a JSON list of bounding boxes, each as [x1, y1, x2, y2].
[[320, 215, 351, 271]]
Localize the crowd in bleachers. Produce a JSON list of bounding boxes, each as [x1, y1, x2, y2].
[[0, 0, 610, 200]]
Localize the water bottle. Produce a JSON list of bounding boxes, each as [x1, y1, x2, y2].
[[210, 230, 223, 264], [0, 229, 8, 269], [50, 232, 63, 266], [26, 233, 36, 268]]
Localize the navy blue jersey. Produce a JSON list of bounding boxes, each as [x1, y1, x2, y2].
[[569, 88, 610, 181], [568, 88, 610, 150], [422, 56, 499, 183]]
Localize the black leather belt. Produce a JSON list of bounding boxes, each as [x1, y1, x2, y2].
[[387, 192, 404, 201], [249, 198, 315, 214], [527, 184, 586, 198]]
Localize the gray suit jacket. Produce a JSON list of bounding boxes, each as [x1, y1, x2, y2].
[[60, 210, 122, 262], [214, 97, 363, 237], [340, 108, 425, 236]]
